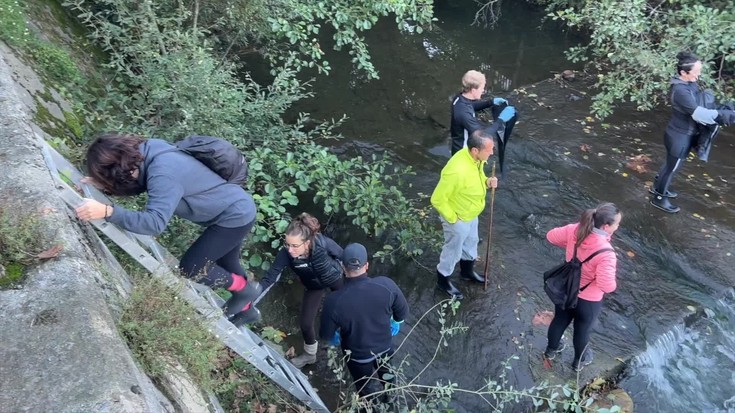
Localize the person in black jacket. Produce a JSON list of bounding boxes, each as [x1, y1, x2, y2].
[[258, 213, 344, 368], [651, 52, 735, 213], [320, 243, 409, 405], [450, 70, 517, 173]]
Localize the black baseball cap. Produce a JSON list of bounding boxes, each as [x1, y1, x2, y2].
[[342, 243, 368, 270]]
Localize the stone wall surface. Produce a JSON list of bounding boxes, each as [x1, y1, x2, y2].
[[0, 45, 176, 413]]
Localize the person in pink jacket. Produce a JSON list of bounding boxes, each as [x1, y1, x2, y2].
[[542, 202, 621, 371]]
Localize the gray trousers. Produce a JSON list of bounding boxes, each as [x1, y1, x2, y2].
[[436, 216, 479, 277]]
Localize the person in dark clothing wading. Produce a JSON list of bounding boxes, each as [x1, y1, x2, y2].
[[257, 213, 344, 368], [320, 243, 409, 406], [75, 133, 262, 326], [650, 51, 735, 213], [543, 203, 621, 372]]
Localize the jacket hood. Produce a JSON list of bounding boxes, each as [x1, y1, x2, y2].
[[137, 139, 176, 185], [670, 76, 693, 86]]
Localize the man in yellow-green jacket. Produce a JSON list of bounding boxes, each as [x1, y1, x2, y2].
[[431, 130, 498, 299]]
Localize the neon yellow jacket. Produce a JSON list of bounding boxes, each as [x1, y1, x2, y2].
[[431, 149, 487, 223]]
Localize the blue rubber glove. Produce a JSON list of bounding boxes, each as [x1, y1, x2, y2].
[[498, 105, 516, 122], [390, 317, 402, 336], [493, 97, 507, 106], [328, 330, 341, 346]]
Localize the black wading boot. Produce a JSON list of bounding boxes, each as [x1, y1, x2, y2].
[[459, 259, 484, 283], [650, 194, 681, 213], [436, 271, 464, 299], [648, 187, 679, 198]]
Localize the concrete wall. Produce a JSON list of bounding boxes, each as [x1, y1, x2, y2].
[[0, 43, 176, 413]]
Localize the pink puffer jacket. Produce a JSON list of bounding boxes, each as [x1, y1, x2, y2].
[[546, 223, 617, 302]]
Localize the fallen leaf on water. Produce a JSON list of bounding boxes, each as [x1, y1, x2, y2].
[[625, 154, 652, 173], [615, 357, 625, 363], [588, 377, 606, 390], [621, 172, 629, 177], [532, 310, 554, 327], [285, 346, 296, 358], [580, 144, 591, 152], [686, 305, 696, 312], [626, 251, 635, 258], [37, 244, 63, 260], [585, 116, 595, 123]]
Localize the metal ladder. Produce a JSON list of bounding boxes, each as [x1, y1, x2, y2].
[[40, 140, 329, 413]]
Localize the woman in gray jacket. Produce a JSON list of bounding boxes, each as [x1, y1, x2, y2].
[[75, 133, 261, 325]]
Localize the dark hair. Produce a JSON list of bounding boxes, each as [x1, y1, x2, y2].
[[575, 202, 620, 248], [285, 212, 321, 247], [468, 129, 493, 151], [86, 133, 146, 196], [676, 51, 700, 76]]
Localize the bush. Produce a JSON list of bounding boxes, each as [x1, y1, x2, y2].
[[62, 0, 441, 268]]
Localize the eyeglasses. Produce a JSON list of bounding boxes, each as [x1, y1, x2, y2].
[[284, 240, 307, 249]]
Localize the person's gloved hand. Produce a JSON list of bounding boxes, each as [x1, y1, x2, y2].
[[493, 97, 507, 106], [498, 106, 516, 122], [328, 330, 341, 346], [390, 317, 403, 336]]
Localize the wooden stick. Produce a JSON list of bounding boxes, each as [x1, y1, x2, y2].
[[483, 162, 497, 291]]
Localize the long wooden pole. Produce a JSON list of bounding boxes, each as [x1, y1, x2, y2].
[[483, 162, 496, 291]]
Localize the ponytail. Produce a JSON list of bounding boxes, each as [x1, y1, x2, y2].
[[574, 202, 620, 247], [575, 209, 596, 248], [285, 212, 321, 246]]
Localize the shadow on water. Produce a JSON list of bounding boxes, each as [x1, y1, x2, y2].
[[249, 2, 735, 412]]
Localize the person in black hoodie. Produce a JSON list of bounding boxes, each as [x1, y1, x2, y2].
[[651, 52, 735, 213], [75, 133, 262, 326], [257, 213, 344, 368]]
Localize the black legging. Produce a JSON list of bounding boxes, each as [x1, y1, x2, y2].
[[654, 153, 684, 195], [179, 220, 254, 289], [301, 279, 344, 344], [546, 298, 602, 364]]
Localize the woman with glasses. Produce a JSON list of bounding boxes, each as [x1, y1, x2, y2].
[[258, 213, 344, 368]]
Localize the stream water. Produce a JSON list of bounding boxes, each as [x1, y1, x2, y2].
[[251, 2, 735, 411]]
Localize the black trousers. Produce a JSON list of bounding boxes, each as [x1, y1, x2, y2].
[[179, 220, 254, 289], [654, 153, 684, 195], [301, 278, 343, 344], [546, 298, 602, 364], [346, 351, 395, 400]]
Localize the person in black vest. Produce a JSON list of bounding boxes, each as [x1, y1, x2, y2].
[[75, 133, 262, 326], [650, 52, 735, 213], [320, 243, 409, 404], [258, 213, 344, 368]]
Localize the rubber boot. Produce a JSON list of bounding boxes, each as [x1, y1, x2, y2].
[[436, 271, 464, 300], [223, 279, 262, 317], [648, 187, 679, 198], [230, 306, 261, 327], [650, 194, 680, 213], [459, 259, 484, 283], [291, 342, 318, 368]]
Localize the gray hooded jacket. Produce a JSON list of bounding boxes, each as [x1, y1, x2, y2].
[[107, 139, 256, 235]]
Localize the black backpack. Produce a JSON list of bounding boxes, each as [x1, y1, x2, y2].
[[175, 135, 248, 185], [543, 246, 614, 310]]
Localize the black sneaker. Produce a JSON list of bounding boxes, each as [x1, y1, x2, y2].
[[572, 349, 594, 372], [648, 187, 678, 198], [543, 338, 567, 360]]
